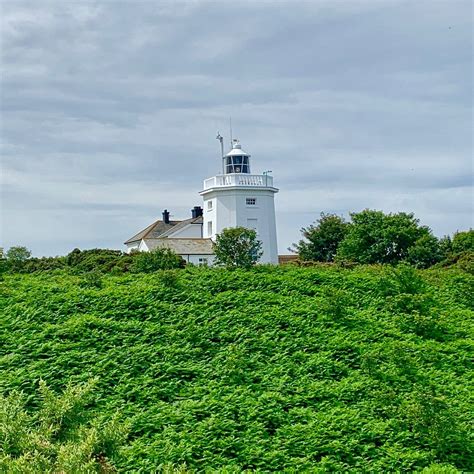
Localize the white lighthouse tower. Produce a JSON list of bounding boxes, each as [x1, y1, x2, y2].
[[200, 138, 279, 264]]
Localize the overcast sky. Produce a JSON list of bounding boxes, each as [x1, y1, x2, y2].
[[1, 0, 472, 256]]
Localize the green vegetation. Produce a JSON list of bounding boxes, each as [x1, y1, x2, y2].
[[1, 264, 472, 472], [336, 210, 440, 268], [0, 247, 185, 276], [0, 379, 127, 473], [213, 226, 263, 268], [131, 248, 186, 272], [292, 213, 349, 262], [293, 210, 473, 271]]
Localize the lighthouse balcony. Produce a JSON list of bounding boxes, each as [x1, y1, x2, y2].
[[203, 173, 274, 190]]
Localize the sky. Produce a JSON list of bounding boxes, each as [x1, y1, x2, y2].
[[1, 0, 472, 256]]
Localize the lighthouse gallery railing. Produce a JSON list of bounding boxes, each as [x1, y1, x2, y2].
[[203, 174, 273, 190]]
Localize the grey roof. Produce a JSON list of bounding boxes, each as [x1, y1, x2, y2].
[[124, 216, 202, 244], [144, 238, 214, 255], [159, 216, 203, 238]]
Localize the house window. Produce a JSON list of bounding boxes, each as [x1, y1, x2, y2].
[[198, 257, 208, 266], [207, 221, 212, 236], [207, 200, 213, 210], [246, 198, 256, 206]]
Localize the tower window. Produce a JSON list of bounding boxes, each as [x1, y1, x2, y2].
[[207, 221, 212, 236], [207, 200, 213, 210], [246, 198, 256, 205]]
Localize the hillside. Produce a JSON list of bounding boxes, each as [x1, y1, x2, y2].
[[1, 265, 473, 472]]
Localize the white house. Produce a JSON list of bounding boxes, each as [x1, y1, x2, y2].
[[125, 138, 279, 264]]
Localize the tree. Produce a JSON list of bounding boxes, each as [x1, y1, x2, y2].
[[213, 227, 263, 269], [438, 235, 453, 261], [0, 379, 127, 472], [131, 248, 185, 273], [451, 230, 474, 253], [336, 210, 440, 266], [407, 233, 442, 269], [5, 246, 32, 272], [291, 213, 350, 261]]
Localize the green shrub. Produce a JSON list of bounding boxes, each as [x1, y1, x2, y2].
[[213, 227, 263, 268], [66, 248, 131, 273], [402, 388, 469, 464], [131, 248, 185, 273], [79, 271, 103, 289], [336, 210, 440, 266], [23, 256, 66, 273], [158, 270, 180, 288], [292, 212, 350, 262], [451, 230, 474, 253], [379, 262, 427, 296], [0, 379, 127, 473], [5, 246, 32, 272], [1, 266, 472, 471]]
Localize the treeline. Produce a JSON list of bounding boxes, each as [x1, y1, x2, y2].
[[292, 209, 473, 271], [0, 247, 185, 276], [1, 209, 473, 275]]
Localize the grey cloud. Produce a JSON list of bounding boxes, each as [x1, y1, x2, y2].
[[1, 0, 472, 255]]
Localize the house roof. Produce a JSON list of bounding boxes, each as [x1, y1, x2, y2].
[[124, 216, 202, 244], [144, 238, 214, 255], [158, 216, 203, 238]]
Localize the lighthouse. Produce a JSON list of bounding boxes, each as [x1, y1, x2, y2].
[[200, 139, 279, 264]]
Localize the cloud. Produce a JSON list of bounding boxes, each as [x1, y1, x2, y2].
[[1, 0, 472, 256]]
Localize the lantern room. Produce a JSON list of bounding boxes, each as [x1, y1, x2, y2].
[[223, 140, 251, 174]]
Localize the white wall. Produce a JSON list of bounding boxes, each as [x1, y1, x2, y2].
[[187, 254, 215, 266], [201, 186, 278, 264], [126, 242, 140, 253]]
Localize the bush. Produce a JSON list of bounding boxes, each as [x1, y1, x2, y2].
[[0, 379, 127, 472], [131, 248, 185, 273], [23, 256, 66, 273], [1, 265, 472, 471], [292, 213, 350, 262], [452, 230, 474, 253], [336, 210, 440, 266], [5, 246, 32, 272], [213, 227, 263, 269], [79, 271, 104, 289], [402, 388, 469, 463], [66, 248, 132, 273], [407, 233, 443, 269]]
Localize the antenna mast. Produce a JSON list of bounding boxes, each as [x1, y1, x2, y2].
[[229, 117, 233, 148], [216, 132, 224, 174]]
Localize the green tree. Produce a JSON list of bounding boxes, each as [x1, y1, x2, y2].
[[5, 246, 32, 272], [451, 230, 474, 253], [0, 379, 127, 473], [336, 210, 440, 266], [438, 235, 453, 260], [407, 233, 442, 269], [131, 248, 185, 272], [213, 227, 263, 269], [292, 212, 350, 262]]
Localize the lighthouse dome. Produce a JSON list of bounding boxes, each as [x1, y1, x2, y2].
[[223, 140, 251, 174]]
